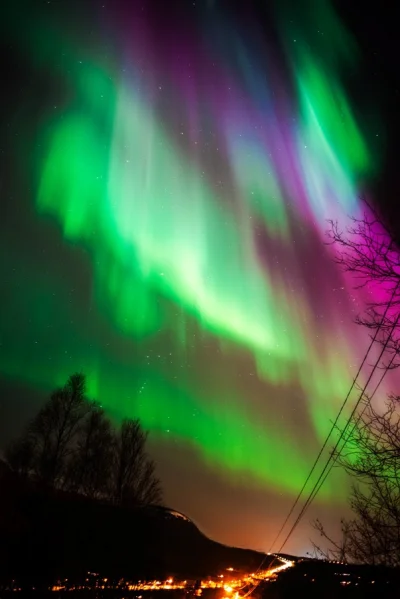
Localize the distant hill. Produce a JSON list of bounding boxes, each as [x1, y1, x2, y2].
[[0, 460, 267, 586]]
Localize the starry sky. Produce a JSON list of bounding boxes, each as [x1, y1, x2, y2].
[[1, 0, 400, 555]]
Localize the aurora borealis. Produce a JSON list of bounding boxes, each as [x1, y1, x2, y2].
[[0, 0, 393, 553]]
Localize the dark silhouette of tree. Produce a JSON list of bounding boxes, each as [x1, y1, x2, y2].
[[328, 203, 400, 359], [312, 207, 400, 564], [6, 374, 89, 487], [5, 436, 35, 479], [313, 396, 400, 566], [64, 405, 114, 499], [311, 518, 352, 563], [4, 374, 162, 507], [30, 373, 90, 487], [111, 418, 162, 506]]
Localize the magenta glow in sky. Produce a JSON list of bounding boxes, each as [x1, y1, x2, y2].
[[0, 0, 391, 554]]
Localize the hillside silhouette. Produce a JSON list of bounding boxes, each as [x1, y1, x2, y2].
[[0, 461, 266, 587]]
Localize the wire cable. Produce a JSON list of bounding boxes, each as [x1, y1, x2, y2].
[[268, 282, 399, 552], [277, 313, 399, 552], [308, 349, 397, 508]]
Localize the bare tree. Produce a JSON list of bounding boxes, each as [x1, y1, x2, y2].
[[65, 405, 114, 499], [327, 203, 400, 358], [6, 373, 90, 488], [111, 418, 162, 507], [5, 435, 36, 479], [4, 375, 163, 508], [312, 206, 400, 564], [311, 518, 352, 563], [313, 396, 400, 566]]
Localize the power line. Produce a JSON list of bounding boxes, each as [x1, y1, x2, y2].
[[245, 322, 396, 598], [277, 313, 399, 553], [308, 350, 397, 509], [267, 329, 377, 552], [268, 282, 399, 553]]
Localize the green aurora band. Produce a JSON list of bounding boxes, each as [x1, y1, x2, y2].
[[0, 0, 382, 504]]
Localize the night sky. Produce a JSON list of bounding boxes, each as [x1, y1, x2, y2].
[[1, 0, 399, 555]]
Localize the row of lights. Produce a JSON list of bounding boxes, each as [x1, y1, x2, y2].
[[49, 559, 295, 594]]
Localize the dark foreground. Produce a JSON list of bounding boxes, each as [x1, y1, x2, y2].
[[2, 560, 400, 599], [1, 465, 400, 597]]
